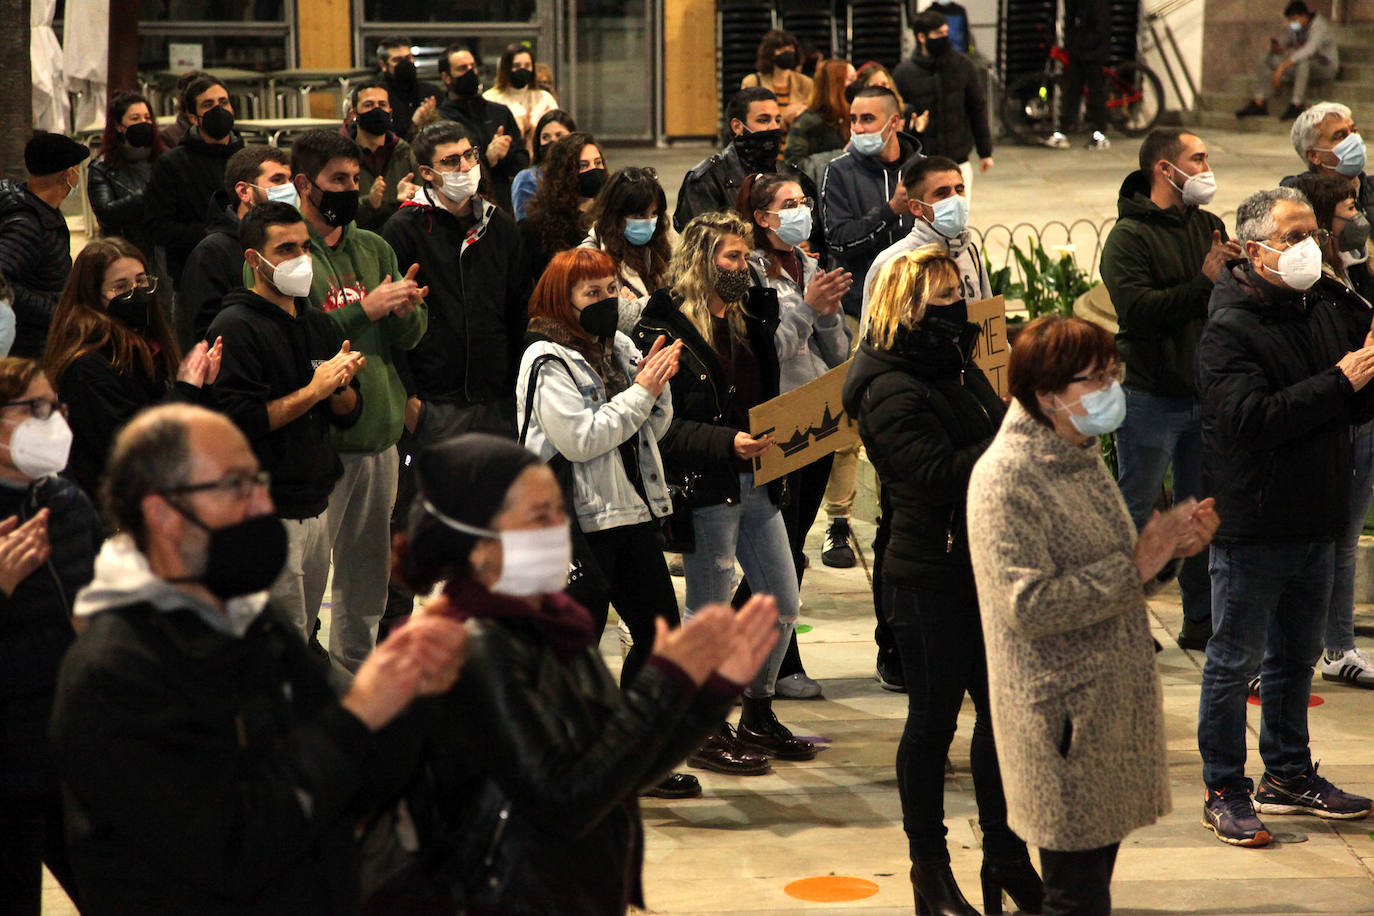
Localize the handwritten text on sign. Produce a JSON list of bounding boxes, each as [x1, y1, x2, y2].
[[967, 295, 1009, 397]]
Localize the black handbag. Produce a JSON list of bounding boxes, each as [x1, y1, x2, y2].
[[660, 475, 695, 554], [519, 354, 609, 599]]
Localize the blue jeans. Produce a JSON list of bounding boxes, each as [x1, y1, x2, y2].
[[1328, 421, 1374, 654], [683, 474, 799, 698], [1115, 388, 1211, 625], [1198, 541, 1332, 789]]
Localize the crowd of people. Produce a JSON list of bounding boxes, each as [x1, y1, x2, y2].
[[0, 12, 1372, 915]]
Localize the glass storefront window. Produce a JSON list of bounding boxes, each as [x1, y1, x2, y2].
[[360, 0, 537, 23]]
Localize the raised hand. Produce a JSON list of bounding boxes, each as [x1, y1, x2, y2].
[[390, 263, 428, 318], [804, 267, 852, 315], [341, 614, 468, 730], [204, 336, 223, 385], [310, 341, 365, 401], [634, 337, 681, 396], [397, 171, 420, 202], [487, 125, 513, 166], [0, 510, 50, 596], [650, 605, 734, 687], [361, 269, 423, 320], [176, 340, 212, 387], [368, 175, 386, 210], [1134, 503, 1194, 582]]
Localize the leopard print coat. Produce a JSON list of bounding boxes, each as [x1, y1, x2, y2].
[[967, 400, 1172, 851]]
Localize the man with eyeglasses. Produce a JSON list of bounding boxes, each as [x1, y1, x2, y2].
[[1195, 187, 1374, 848], [379, 121, 531, 630], [1101, 128, 1240, 652], [1282, 102, 1372, 260], [50, 402, 467, 913], [207, 201, 367, 647], [178, 146, 293, 349], [435, 44, 529, 212]]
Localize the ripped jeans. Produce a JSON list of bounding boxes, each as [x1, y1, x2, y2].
[[682, 474, 799, 698]]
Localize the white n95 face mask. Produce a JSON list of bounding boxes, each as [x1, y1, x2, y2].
[[1167, 163, 1217, 206], [5, 412, 73, 478], [423, 499, 573, 596], [258, 252, 314, 298], [437, 168, 480, 204], [1258, 237, 1323, 291]]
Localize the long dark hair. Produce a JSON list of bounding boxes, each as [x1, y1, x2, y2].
[[532, 109, 578, 166], [588, 167, 672, 291], [100, 90, 167, 166], [736, 172, 800, 279], [527, 131, 600, 257]]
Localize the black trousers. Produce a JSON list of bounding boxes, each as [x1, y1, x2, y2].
[[0, 789, 78, 916], [1061, 59, 1109, 133], [569, 521, 681, 685], [1039, 843, 1119, 916], [884, 581, 1022, 863], [871, 490, 896, 657], [733, 453, 834, 677]]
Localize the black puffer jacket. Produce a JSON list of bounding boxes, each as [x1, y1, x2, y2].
[[892, 50, 993, 164], [0, 475, 100, 797], [630, 287, 783, 508], [0, 179, 71, 358], [141, 128, 245, 287], [52, 601, 422, 915], [841, 320, 1003, 595], [1198, 264, 1374, 543], [382, 191, 532, 410], [427, 581, 736, 914], [178, 189, 245, 346], [208, 289, 360, 520], [87, 152, 155, 256]]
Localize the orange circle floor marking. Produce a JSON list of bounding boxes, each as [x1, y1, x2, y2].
[[783, 876, 881, 902]]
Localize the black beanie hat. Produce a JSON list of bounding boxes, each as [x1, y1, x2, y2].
[[24, 132, 91, 177]]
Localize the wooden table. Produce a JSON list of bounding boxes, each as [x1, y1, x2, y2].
[[233, 117, 341, 146]]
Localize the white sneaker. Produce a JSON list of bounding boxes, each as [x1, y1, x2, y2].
[[618, 619, 634, 659], [1087, 130, 1111, 150], [1043, 131, 1070, 150], [1320, 648, 1374, 688]]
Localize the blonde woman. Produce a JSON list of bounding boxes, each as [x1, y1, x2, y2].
[[840, 247, 1040, 916], [631, 211, 815, 771]]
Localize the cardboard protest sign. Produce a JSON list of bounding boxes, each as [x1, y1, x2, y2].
[[967, 295, 1009, 396], [748, 360, 857, 487]]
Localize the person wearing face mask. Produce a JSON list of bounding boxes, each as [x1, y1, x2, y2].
[[633, 211, 818, 771], [511, 109, 577, 222], [968, 316, 1217, 915], [88, 91, 166, 261], [347, 81, 420, 233], [843, 247, 1039, 916], [282, 130, 428, 672], [821, 85, 920, 321], [1099, 128, 1239, 652], [891, 10, 994, 200], [0, 133, 89, 358], [42, 239, 221, 499], [582, 166, 675, 334], [50, 403, 468, 914], [435, 44, 530, 212], [0, 355, 100, 916], [735, 173, 850, 700], [381, 122, 533, 636], [208, 202, 367, 645], [142, 77, 246, 299], [1195, 187, 1374, 848], [741, 30, 814, 128], [394, 432, 778, 911], [519, 132, 608, 283], [483, 42, 560, 153], [178, 146, 294, 349], [1236, 1, 1338, 121], [375, 36, 444, 141], [516, 248, 700, 798], [674, 87, 822, 246], [1282, 102, 1374, 236]]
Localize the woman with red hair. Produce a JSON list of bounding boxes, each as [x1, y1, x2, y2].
[[515, 247, 700, 797]]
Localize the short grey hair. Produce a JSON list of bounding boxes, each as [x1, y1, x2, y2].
[[1291, 102, 1353, 160], [101, 404, 201, 550], [1235, 187, 1311, 243]]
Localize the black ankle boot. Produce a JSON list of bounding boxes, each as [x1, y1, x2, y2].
[[980, 852, 1044, 915], [736, 696, 817, 760], [910, 861, 978, 916]]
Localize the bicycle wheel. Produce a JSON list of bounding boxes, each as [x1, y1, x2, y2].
[[1001, 69, 1065, 143], [1107, 61, 1164, 137]]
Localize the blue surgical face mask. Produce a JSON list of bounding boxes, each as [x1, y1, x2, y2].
[[851, 124, 888, 157], [772, 205, 813, 246], [623, 216, 657, 246], [921, 194, 969, 238], [257, 182, 299, 209], [1056, 381, 1126, 436], [1316, 132, 1367, 178]]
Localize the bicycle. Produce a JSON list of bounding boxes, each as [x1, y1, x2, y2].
[[1000, 44, 1165, 143]]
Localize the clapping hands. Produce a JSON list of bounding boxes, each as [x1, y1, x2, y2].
[[650, 595, 781, 689], [1133, 497, 1219, 583]]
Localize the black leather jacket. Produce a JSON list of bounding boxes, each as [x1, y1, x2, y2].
[[631, 287, 785, 508], [428, 601, 734, 914]]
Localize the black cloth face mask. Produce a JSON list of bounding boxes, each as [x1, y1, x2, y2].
[[392, 58, 418, 85], [199, 105, 235, 140], [577, 167, 607, 199], [310, 181, 360, 227], [774, 50, 797, 70], [124, 122, 156, 148], [578, 297, 620, 339], [356, 107, 392, 137], [450, 69, 480, 98], [107, 286, 156, 333], [510, 69, 534, 89], [925, 35, 952, 57], [734, 128, 783, 171], [168, 508, 288, 600]]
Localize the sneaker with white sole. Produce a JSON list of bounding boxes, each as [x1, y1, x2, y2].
[[1087, 130, 1111, 150], [1255, 764, 1374, 819], [1043, 131, 1069, 149], [1320, 648, 1374, 688], [774, 672, 823, 699]]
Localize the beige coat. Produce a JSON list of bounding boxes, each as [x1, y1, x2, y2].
[[966, 401, 1171, 852]]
